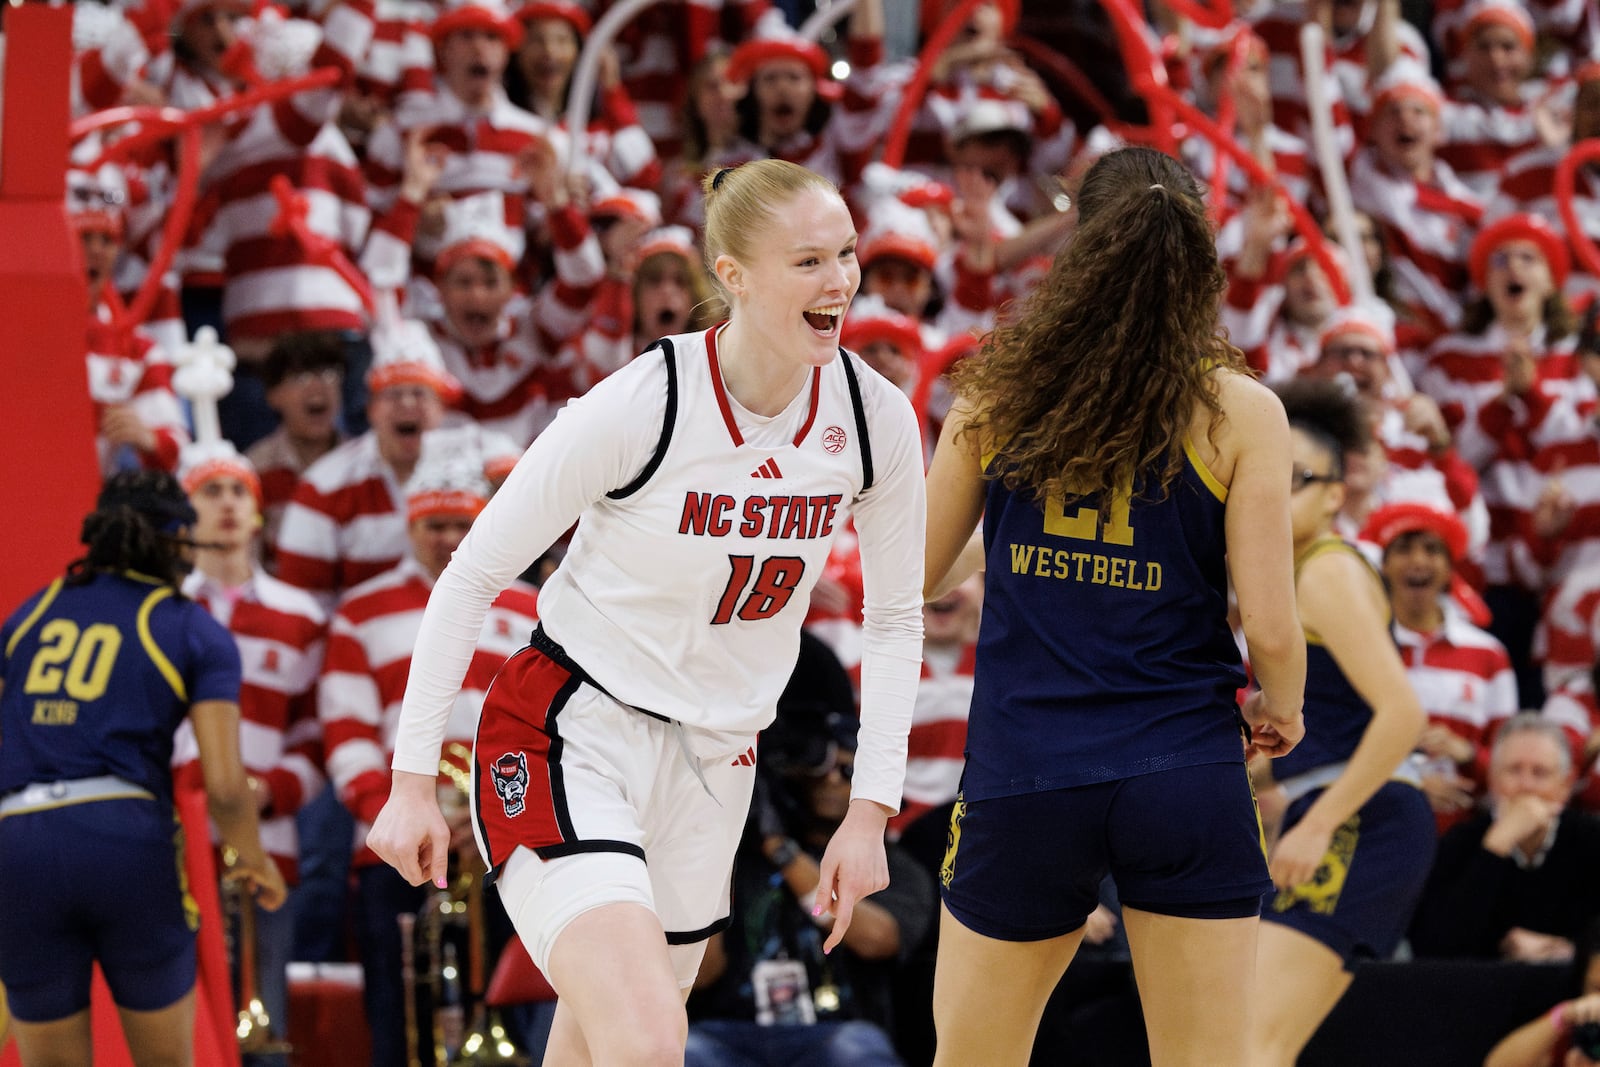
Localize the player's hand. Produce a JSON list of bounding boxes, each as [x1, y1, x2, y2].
[[1268, 818, 1333, 890], [1241, 690, 1304, 759], [1417, 723, 1474, 765], [1082, 904, 1118, 945], [1501, 926, 1576, 963], [1534, 474, 1577, 541], [1502, 339, 1537, 396], [367, 770, 452, 889], [1402, 395, 1452, 452], [225, 846, 288, 912], [399, 125, 448, 206], [815, 799, 891, 954], [1420, 770, 1475, 815], [99, 404, 158, 453], [1484, 792, 1564, 857]]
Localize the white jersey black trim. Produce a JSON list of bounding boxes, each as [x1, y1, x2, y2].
[[607, 338, 679, 501], [839, 347, 874, 493]]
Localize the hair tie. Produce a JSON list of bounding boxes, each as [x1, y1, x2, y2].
[[1149, 183, 1165, 192], [712, 167, 734, 191]]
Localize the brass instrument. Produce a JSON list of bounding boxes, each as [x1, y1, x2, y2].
[[454, 859, 529, 1066], [428, 743, 529, 1066], [399, 910, 420, 1067], [222, 846, 292, 1057]]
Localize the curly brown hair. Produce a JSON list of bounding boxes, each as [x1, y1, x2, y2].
[[953, 146, 1245, 504]]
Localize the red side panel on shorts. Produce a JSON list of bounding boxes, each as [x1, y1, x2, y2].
[[474, 646, 580, 874]]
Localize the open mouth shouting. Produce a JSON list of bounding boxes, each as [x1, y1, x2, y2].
[[803, 304, 845, 338]]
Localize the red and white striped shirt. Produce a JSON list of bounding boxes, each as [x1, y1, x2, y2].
[[1349, 147, 1484, 334], [210, 1, 377, 341], [1540, 563, 1600, 698], [900, 64, 1077, 184], [246, 427, 349, 570], [354, 0, 436, 108], [363, 86, 552, 266], [173, 567, 329, 882], [1431, 0, 1591, 86], [1373, 400, 1490, 562], [426, 307, 594, 447], [1219, 272, 1321, 386], [612, 0, 771, 163], [275, 432, 410, 608], [320, 555, 538, 865], [1437, 87, 1549, 202], [1509, 390, 1600, 591], [804, 522, 865, 688], [85, 300, 189, 476], [890, 640, 975, 839], [1419, 325, 1592, 586], [1182, 123, 1311, 221], [1395, 607, 1517, 828], [360, 197, 605, 446], [1490, 145, 1600, 307], [700, 36, 892, 202], [1251, 3, 1356, 159]]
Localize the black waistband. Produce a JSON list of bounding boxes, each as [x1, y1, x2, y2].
[[528, 626, 673, 725]]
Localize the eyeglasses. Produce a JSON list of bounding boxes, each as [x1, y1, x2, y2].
[[1322, 343, 1384, 363], [805, 758, 854, 782], [1292, 468, 1342, 492]]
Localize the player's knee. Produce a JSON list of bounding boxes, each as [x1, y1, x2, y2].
[[589, 1002, 687, 1065]]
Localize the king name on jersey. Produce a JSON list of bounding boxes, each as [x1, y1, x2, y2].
[[678, 492, 845, 540]]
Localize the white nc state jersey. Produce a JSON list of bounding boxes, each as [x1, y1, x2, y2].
[[539, 326, 911, 733], [395, 325, 926, 807]]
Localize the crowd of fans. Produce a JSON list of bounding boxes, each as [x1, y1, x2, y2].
[[21, 0, 1600, 1060]]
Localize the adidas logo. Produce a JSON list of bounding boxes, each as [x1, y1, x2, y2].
[[730, 746, 757, 767], [750, 458, 783, 479]]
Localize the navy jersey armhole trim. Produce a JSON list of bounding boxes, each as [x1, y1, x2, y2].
[[839, 348, 874, 493], [607, 338, 678, 500]]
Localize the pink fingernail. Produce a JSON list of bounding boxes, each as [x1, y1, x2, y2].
[[435, 876, 447, 888]]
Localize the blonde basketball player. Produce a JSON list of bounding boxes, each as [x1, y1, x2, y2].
[[368, 159, 926, 1066]]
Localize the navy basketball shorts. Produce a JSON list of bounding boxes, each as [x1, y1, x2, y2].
[[0, 799, 198, 1021], [1262, 779, 1436, 969], [471, 642, 758, 988], [940, 761, 1272, 942]]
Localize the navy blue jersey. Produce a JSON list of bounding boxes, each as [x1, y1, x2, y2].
[[963, 442, 1247, 801], [1272, 538, 1387, 781], [0, 571, 241, 804]]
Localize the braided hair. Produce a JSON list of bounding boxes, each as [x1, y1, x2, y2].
[[67, 470, 197, 588]]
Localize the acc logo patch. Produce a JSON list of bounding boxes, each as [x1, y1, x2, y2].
[[821, 425, 848, 454]]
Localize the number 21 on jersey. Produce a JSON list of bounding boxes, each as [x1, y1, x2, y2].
[[1043, 486, 1135, 546]]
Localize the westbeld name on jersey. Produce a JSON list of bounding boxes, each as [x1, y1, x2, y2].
[[1006, 543, 1164, 592], [676, 492, 845, 540]]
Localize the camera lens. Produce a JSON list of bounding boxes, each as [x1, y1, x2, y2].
[[1570, 1020, 1600, 1059]]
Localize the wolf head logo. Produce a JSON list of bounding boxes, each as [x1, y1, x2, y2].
[[491, 751, 529, 818]]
